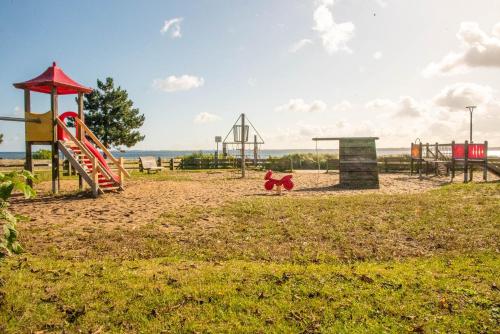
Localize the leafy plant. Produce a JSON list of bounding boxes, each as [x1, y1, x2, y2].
[[0, 171, 36, 259], [32, 149, 52, 160]]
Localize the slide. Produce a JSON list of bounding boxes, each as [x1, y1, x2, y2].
[[83, 139, 119, 183], [57, 111, 119, 183]]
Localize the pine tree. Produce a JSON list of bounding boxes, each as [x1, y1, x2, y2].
[[83, 78, 145, 149]]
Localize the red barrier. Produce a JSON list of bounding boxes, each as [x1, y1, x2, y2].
[[452, 144, 486, 159], [411, 143, 421, 159], [468, 144, 486, 159]]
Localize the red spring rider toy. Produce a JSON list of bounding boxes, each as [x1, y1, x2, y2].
[[264, 170, 294, 195]]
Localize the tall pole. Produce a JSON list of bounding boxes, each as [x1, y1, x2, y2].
[[51, 87, 59, 194], [253, 134, 258, 166], [24, 89, 33, 187], [77, 93, 84, 190], [241, 113, 246, 177], [466, 106, 476, 143]]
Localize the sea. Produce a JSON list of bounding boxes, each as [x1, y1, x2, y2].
[[1, 148, 499, 159]]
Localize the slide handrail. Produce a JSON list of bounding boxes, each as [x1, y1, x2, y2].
[[74, 117, 130, 178]]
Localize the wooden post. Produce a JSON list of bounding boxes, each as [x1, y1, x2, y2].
[[51, 87, 59, 194], [241, 113, 246, 178], [418, 142, 422, 180], [119, 157, 124, 187], [91, 157, 98, 197], [483, 141, 488, 181], [451, 141, 455, 180], [464, 140, 469, 183], [170, 158, 174, 170], [410, 152, 413, 176], [23, 89, 34, 187], [424, 143, 429, 176], [77, 93, 84, 190], [434, 142, 438, 176]]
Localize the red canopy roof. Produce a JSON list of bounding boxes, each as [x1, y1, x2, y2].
[[13, 62, 92, 95]]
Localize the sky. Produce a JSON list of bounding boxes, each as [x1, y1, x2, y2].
[[0, 0, 499, 151]]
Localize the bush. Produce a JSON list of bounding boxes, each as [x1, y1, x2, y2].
[[0, 171, 36, 259], [32, 149, 51, 159], [264, 153, 338, 171]]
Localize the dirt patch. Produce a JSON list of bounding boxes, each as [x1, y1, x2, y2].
[[9, 170, 498, 260]]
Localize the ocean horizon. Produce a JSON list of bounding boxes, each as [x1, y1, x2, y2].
[[1, 147, 499, 159]]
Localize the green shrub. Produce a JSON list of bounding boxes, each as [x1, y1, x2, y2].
[[32, 149, 51, 160], [0, 171, 36, 259]]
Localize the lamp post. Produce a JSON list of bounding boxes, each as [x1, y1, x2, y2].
[[466, 106, 476, 143]]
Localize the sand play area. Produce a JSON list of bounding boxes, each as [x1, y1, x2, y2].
[[10, 170, 497, 232]]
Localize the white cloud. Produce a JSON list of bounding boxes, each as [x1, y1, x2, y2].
[[193, 112, 221, 124], [422, 22, 500, 77], [365, 98, 397, 109], [375, 0, 388, 7], [289, 39, 313, 53], [366, 96, 424, 117], [152, 75, 204, 92], [332, 100, 352, 112], [373, 51, 383, 60], [160, 17, 183, 38], [395, 96, 424, 117], [266, 85, 500, 148], [13, 106, 21, 116], [313, 0, 355, 54], [275, 99, 327, 113], [433, 82, 493, 111]]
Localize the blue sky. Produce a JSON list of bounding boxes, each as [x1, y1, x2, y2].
[[1, 0, 499, 151]]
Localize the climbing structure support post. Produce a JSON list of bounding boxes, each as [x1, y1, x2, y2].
[[119, 157, 124, 188], [451, 141, 455, 179], [51, 87, 59, 194], [241, 113, 246, 178], [77, 92, 84, 190], [24, 89, 33, 187], [434, 142, 438, 176], [483, 141, 488, 181], [464, 140, 469, 183], [418, 142, 423, 180]]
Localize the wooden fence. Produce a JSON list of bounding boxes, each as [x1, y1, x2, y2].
[[1, 155, 498, 174]]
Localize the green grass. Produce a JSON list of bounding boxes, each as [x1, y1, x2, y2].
[[1, 182, 499, 332], [1, 254, 498, 333]]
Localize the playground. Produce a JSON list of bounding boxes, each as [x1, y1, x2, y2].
[[1, 63, 499, 332], [2, 168, 499, 332], [9, 168, 499, 251]]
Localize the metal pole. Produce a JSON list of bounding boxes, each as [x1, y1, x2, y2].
[[466, 106, 476, 143], [0, 116, 41, 123], [241, 113, 245, 177], [253, 134, 257, 166]]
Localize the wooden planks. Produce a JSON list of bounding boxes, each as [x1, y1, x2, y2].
[[339, 138, 379, 188]]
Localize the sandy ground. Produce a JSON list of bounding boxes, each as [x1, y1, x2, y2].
[[9, 170, 499, 233]]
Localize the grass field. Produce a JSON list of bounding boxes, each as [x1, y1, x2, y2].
[[0, 175, 499, 333]]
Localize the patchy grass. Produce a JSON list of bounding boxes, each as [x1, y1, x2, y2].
[[0, 254, 498, 333], [19, 182, 500, 262], [128, 170, 193, 182], [1, 182, 499, 332]]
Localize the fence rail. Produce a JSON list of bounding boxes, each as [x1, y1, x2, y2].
[[2, 156, 499, 175]]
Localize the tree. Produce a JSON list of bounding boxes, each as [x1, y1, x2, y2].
[[82, 78, 145, 149]]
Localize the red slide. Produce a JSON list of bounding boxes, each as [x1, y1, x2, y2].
[[57, 111, 119, 183]]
